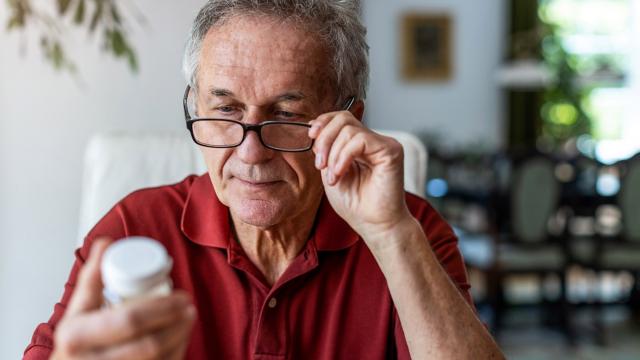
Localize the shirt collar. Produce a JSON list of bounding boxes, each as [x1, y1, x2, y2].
[[180, 174, 360, 251]]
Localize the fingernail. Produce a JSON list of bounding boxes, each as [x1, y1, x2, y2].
[[328, 170, 335, 185], [315, 153, 323, 168]]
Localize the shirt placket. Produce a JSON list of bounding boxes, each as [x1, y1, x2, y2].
[[227, 239, 320, 359]]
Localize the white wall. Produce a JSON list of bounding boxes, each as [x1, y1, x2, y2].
[[0, 1, 204, 358], [0, 1, 505, 358], [363, 0, 506, 149]]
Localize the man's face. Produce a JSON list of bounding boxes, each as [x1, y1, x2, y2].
[[195, 15, 335, 228]]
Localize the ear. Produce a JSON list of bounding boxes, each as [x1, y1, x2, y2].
[[349, 100, 365, 122]]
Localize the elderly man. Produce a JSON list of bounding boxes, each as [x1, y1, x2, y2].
[[25, 1, 502, 359]]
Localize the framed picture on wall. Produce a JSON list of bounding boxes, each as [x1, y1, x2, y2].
[[401, 13, 452, 81]]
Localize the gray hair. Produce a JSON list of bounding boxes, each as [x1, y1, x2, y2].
[[182, 0, 369, 102]]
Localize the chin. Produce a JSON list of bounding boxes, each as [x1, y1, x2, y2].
[[230, 198, 288, 228]]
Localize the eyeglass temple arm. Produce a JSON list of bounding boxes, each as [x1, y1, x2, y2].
[[183, 85, 192, 120], [343, 96, 356, 111]]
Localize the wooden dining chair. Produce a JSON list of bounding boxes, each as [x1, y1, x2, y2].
[[488, 153, 573, 343]]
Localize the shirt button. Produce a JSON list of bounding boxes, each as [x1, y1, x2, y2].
[[268, 297, 277, 308]]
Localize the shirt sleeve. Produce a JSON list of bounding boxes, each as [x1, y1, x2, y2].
[[23, 204, 129, 359]]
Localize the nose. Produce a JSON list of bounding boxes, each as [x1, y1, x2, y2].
[[235, 113, 275, 164]]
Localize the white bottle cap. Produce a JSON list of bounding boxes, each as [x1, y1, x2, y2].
[[101, 237, 173, 299]]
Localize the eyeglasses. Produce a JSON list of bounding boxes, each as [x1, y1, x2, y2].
[[183, 85, 355, 152]]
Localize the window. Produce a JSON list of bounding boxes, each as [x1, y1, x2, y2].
[[539, 0, 639, 163]]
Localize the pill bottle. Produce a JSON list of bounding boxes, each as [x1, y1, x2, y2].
[[101, 236, 173, 305]]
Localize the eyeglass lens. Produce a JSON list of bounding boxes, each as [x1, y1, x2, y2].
[[192, 120, 312, 150]]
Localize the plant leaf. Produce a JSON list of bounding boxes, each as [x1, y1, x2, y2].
[[57, 0, 72, 15], [52, 42, 64, 68], [74, 0, 85, 24], [89, 0, 104, 32], [103, 28, 138, 72], [6, 15, 24, 30], [110, 29, 126, 55], [126, 48, 138, 72], [7, 0, 28, 30], [110, 4, 121, 24]]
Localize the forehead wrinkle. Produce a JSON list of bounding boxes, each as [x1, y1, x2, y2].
[[203, 62, 322, 104], [198, 16, 334, 108], [205, 46, 325, 76], [201, 15, 329, 74]]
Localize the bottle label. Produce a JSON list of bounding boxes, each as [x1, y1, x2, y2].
[[103, 280, 173, 306]]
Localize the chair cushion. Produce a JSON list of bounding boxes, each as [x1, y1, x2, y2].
[[373, 130, 428, 197], [77, 131, 207, 244]]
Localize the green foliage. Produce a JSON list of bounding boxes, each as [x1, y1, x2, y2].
[[74, 0, 86, 24], [6, 0, 30, 30], [105, 28, 138, 71], [4, 0, 139, 73], [89, 0, 104, 32], [539, 23, 593, 144], [40, 36, 76, 72], [58, 0, 72, 14], [538, 0, 627, 146]]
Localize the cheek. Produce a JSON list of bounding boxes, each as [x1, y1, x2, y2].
[[285, 152, 321, 189], [200, 148, 233, 190]]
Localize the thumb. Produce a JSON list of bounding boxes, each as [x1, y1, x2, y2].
[[66, 237, 112, 316]]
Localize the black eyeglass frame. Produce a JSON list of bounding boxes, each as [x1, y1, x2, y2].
[[182, 85, 356, 152]]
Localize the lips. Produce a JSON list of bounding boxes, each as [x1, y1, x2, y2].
[[234, 177, 281, 187]]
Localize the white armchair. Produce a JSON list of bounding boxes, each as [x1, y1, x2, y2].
[[77, 130, 427, 244]]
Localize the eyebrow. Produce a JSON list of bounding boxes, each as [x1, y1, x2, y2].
[[208, 87, 307, 102], [276, 91, 306, 102], [209, 88, 234, 97]]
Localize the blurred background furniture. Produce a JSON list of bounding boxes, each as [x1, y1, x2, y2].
[[426, 145, 640, 350], [589, 154, 640, 342], [488, 153, 572, 342], [77, 129, 428, 245], [77, 132, 207, 244], [597, 154, 640, 281]]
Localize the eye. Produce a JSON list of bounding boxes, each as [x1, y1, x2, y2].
[[217, 106, 236, 113], [275, 110, 300, 119]]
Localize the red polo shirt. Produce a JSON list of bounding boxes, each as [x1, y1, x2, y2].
[[24, 174, 472, 359]]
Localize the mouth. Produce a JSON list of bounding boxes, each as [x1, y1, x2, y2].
[[233, 177, 282, 188]]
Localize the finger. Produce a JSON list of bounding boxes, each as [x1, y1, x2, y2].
[[59, 292, 193, 353], [311, 114, 347, 169], [311, 113, 362, 170], [167, 341, 190, 360], [66, 237, 112, 316], [332, 133, 402, 183], [309, 110, 358, 167], [326, 125, 362, 176], [308, 111, 341, 138], [327, 135, 367, 186], [166, 317, 196, 360], [88, 307, 196, 360]]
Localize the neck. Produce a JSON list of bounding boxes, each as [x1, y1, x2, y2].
[[230, 196, 322, 286]]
